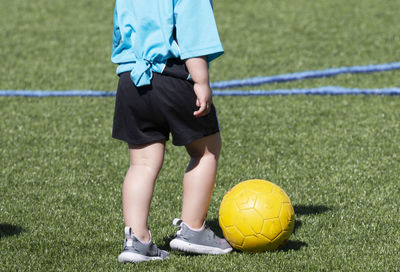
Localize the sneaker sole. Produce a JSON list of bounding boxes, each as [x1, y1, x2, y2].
[[118, 251, 168, 263], [170, 239, 233, 255]]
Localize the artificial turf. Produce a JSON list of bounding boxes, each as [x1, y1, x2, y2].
[[1, 0, 400, 271]]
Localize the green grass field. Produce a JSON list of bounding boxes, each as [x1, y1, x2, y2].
[[1, 0, 400, 271]]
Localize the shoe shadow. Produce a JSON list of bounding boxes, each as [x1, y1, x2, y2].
[[206, 218, 224, 238], [0, 223, 24, 240], [159, 234, 175, 251]]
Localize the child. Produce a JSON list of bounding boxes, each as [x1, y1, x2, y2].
[[111, 0, 232, 263]]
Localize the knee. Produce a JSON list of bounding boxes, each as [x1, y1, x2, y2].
[[192, 139, 221, 162], [186, 133, 222, 161], [211, 137, 222, 160]]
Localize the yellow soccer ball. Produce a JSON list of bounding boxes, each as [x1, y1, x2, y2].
[[219, 179, 295, 252]]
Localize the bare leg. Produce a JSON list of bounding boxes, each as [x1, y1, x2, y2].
[[122, 141, 165, 242], [181, 133, 222, 229]]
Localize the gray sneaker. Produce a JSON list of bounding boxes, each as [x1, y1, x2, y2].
[[169, 218, 233, 255], [118, 227, 169, 263]]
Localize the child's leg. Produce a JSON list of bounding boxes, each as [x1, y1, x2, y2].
[[181, 133, 222, 229], [122, 141, 165, 242], [170, 132, 231, 254]]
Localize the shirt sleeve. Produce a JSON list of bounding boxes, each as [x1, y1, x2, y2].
[[174, 0, 224, 62]]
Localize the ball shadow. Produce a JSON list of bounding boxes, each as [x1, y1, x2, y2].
[[294, 204, 331, 216], [0, 223, 25, 240], [278, 240, 308, 251], [292, 219, 302, 234]]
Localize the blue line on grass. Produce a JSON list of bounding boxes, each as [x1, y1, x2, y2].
[[2, 87, 400, 97], [210, 62, 400, 89], [1, 62, 400, 97], [213, 87, 400, 96], [0, 90, 116, 97]]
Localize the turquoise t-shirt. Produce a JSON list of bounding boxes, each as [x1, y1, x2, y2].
[[111, 0, 224, 86]]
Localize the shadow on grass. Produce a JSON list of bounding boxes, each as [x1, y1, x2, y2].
[[292, 220, 302, 234], [294, 204, 331, 216], [0, 223, 24, 240], [279, 240, 308, 251], [207, 218, 224, 238], [160, 234, 175, 251], [291, 204, 330, 235]]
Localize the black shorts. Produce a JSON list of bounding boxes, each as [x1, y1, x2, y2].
[[112, 61, 220, 146]]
